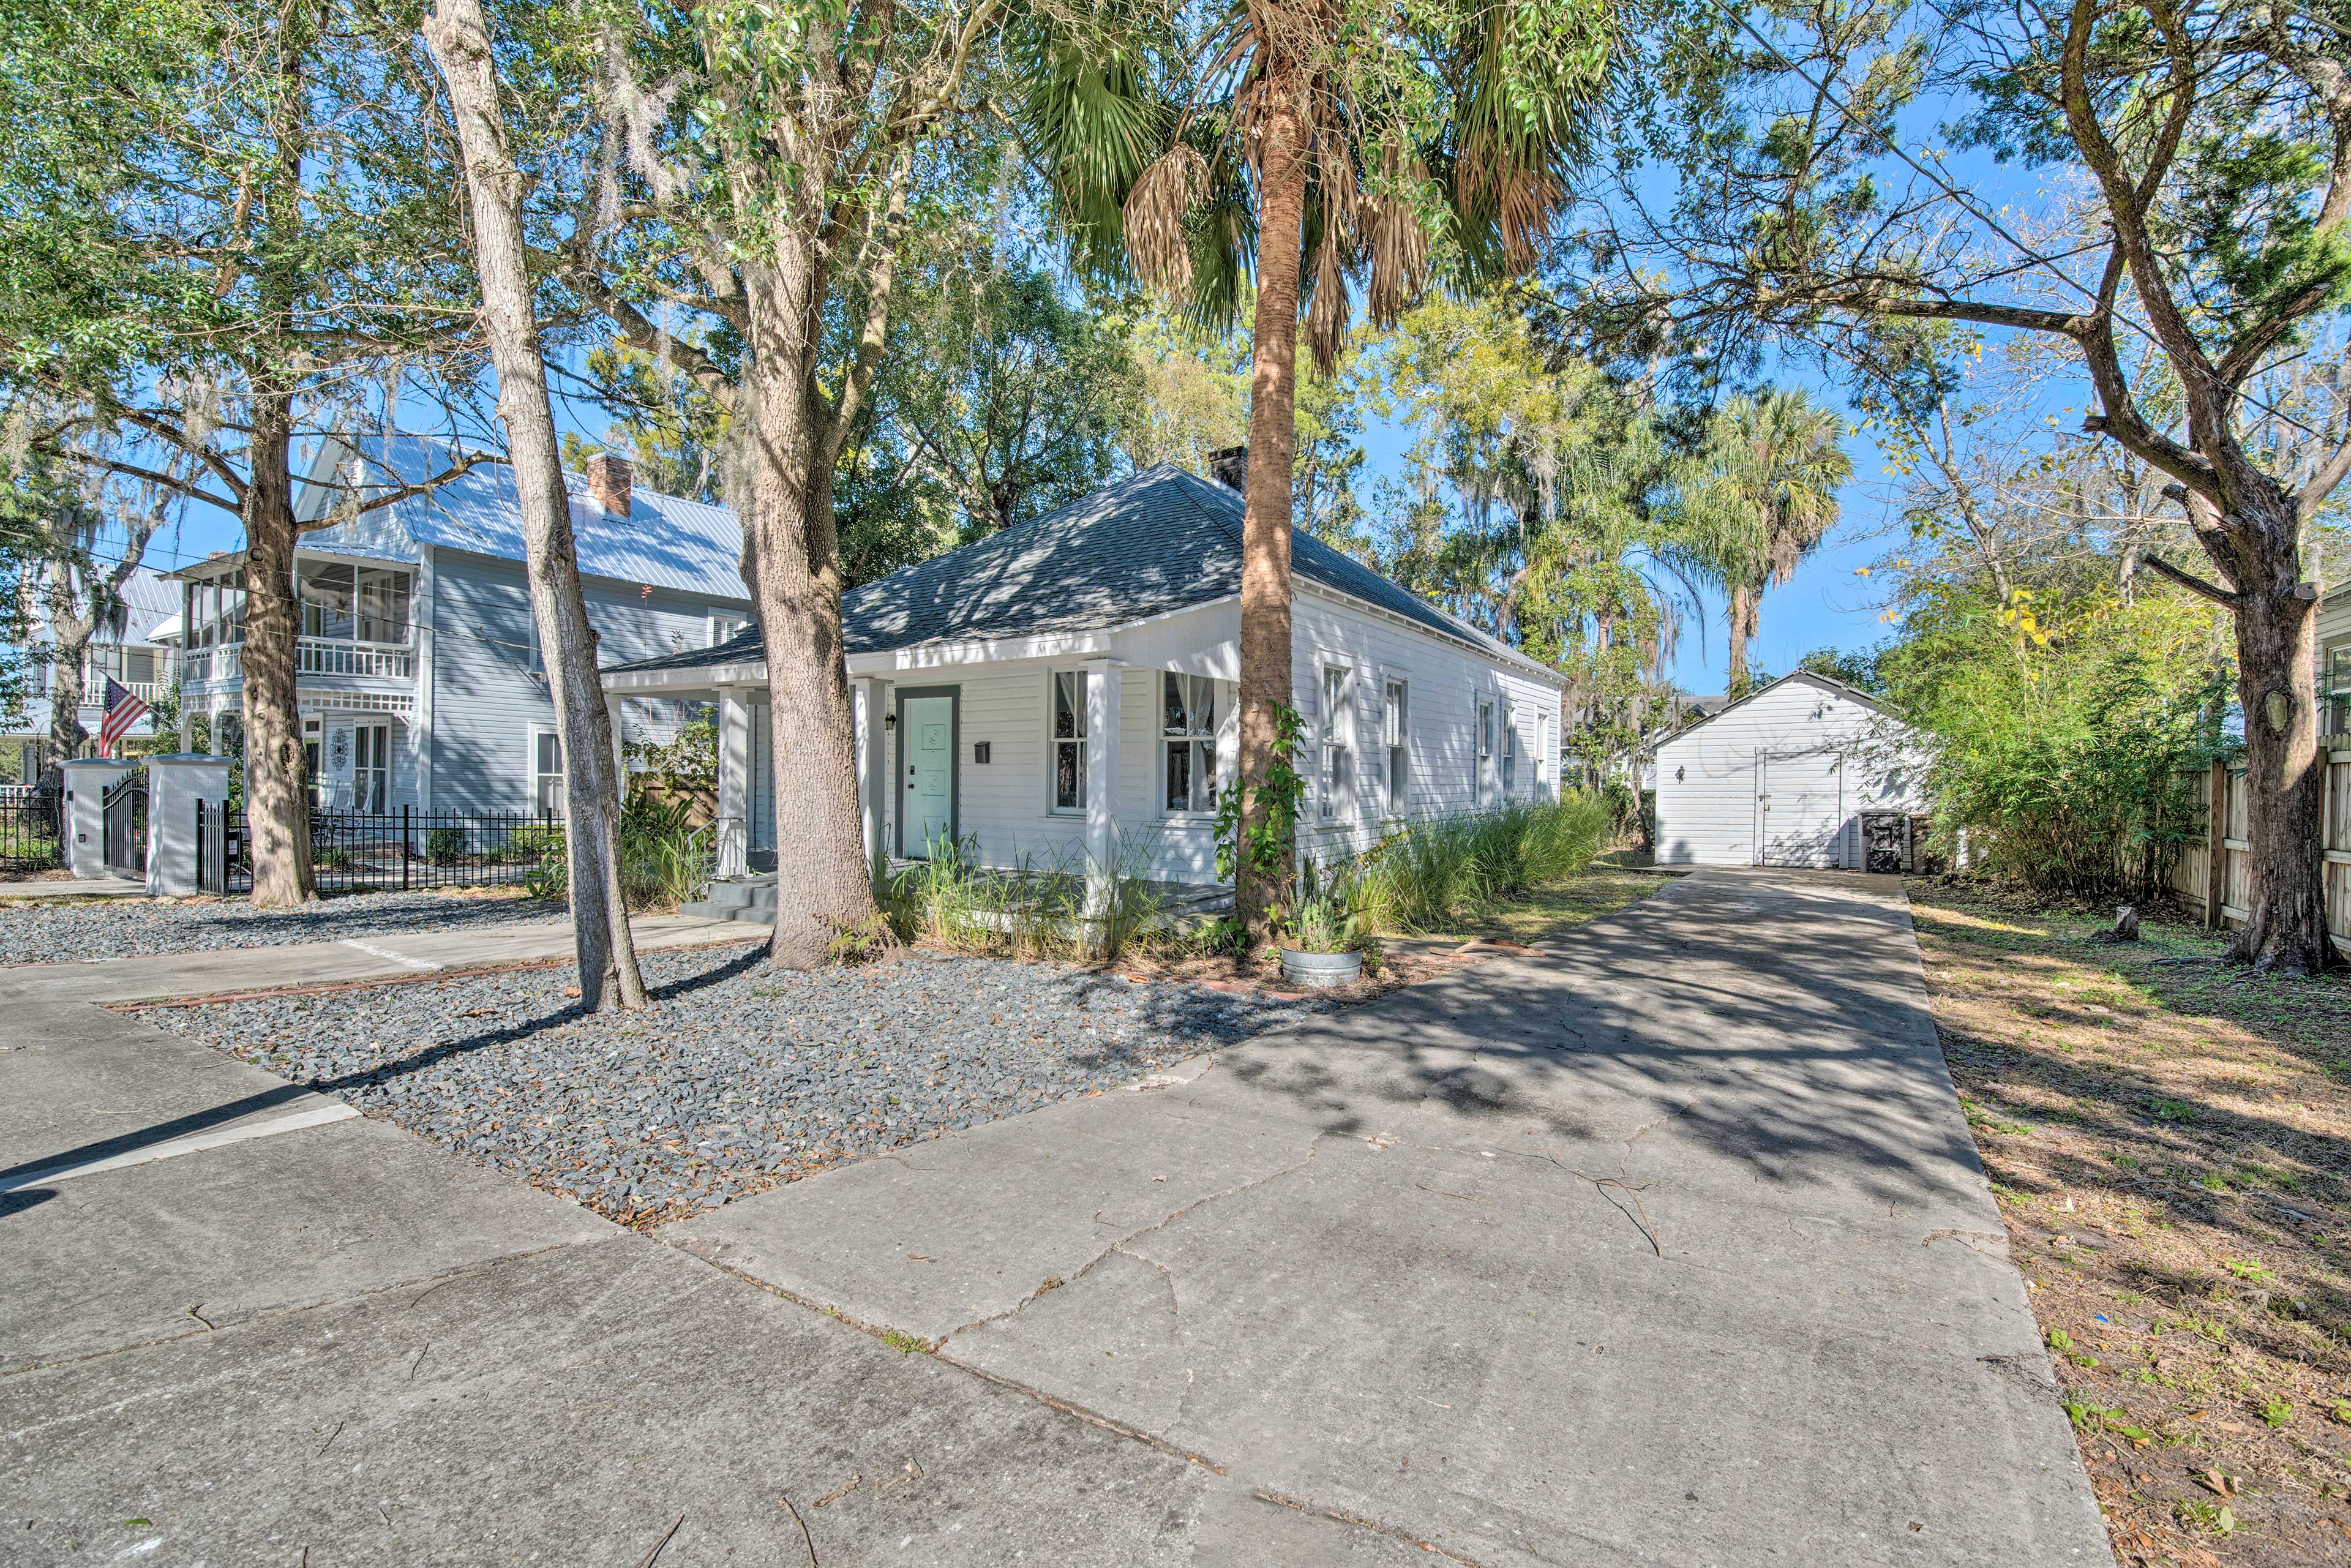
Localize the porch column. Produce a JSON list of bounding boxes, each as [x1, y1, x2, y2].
[[1084, 657, 1122, 915], [855, 676, 890, 862], [715, 686, 750, 878], [604, 694, 628, 790]]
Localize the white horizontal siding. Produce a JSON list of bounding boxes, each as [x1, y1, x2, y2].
[[1652, 678, 1930, 868]]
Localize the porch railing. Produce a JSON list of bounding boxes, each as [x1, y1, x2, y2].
[[182, 638, 415, 685]]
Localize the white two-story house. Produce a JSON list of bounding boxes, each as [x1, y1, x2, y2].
[[170, 436, 750, 814]]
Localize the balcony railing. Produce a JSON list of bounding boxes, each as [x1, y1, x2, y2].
[[184, 639, 414, 685], [299, 638, 414, 678]]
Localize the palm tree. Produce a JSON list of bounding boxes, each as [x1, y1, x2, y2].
[[1685, 390, 1853, 695], [1017, 0, 1618, 937]]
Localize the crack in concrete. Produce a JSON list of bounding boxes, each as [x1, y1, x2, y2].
[[1250, 1488, 1493, 1567], [936, 1133, 1330, 1349], [1623, 1101, 1692, 1147]]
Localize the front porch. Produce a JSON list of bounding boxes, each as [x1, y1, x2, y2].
[[607, 634, 1246, 915]]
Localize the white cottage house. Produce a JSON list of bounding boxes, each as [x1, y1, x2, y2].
[[1652, 671, 1932, 871], [604, 461, 1566, 905]]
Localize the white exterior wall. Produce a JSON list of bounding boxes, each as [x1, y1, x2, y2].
[[843, 590, 1565, 884], [1652, 677, 1930, 868], [1291, 588, 1563, 865]]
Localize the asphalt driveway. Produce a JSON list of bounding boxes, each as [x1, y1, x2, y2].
[[1, 868, 2106, 1566]]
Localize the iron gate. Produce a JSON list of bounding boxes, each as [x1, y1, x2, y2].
[[101, 769, 148, 879], [0, 786, 64, 873]]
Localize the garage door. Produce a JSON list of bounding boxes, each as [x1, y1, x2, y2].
[[1757, 751, 1843, 867]]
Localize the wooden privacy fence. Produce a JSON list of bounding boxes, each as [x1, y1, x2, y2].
[[2165, 752, 2351, 955]]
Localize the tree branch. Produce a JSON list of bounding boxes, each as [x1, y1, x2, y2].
[[2139, 552, 2242, 606]]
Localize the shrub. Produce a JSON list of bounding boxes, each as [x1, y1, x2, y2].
[[1883, 587, 2225, 900], [423, 826, 468, 864]]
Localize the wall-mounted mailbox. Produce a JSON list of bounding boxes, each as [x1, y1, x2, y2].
[[973, 741, 991, 764]]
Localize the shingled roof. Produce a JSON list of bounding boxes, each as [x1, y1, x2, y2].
[[608, 463, 1550, 678]]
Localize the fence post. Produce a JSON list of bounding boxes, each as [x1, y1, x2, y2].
[[2204, 757, 2228, 931], [403, 803, 411, 891]]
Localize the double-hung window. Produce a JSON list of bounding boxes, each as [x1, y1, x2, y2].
[[1381, 678, 1408, 815], [1318, 664, 1351, 823], [1475, 699, 1495, 805], [533, 729, 564, 815], [1162, 673, 1218, 814], [1051, 670, 1087, 812], [1502, 708, 1518, 795]]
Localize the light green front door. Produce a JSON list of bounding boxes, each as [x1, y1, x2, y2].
[[902, 694, 955, 857]]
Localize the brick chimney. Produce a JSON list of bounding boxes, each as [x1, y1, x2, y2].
[[586, 451, 634, 516], [1209, 445, 1248, 493]]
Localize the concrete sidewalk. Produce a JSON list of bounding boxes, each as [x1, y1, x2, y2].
[[0, 909, 762, 1005], [0, 869, 2105, 1566]]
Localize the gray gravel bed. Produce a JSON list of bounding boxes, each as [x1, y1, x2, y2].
[[137, 945, 1327, 1224], [0, 888, 564, 964]]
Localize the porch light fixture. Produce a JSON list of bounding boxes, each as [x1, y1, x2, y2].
[[883, 712, 896, 732]]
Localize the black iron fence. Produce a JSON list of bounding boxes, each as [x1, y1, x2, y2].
[[102, 770, 148, 879], [197, 800, 564, 897], [0, 786, 64, 874]]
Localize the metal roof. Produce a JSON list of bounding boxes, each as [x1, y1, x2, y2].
[[609, 463, 1558, 681], [294, 435, 748, 603]]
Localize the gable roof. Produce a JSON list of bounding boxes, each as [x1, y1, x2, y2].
[[1652, 670, 1897, 751], [295, 435, 747, 603], [610, 463, 1556, 680]]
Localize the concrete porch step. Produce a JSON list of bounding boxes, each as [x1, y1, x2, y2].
[[681, 876, 777, 925]]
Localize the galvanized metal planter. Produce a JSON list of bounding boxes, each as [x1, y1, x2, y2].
[[1278, 947, 1362, 989]]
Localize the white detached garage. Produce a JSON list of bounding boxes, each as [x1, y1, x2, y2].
[[1654, 672, 1932, 870]]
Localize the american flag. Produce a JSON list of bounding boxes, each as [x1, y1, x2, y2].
[[98, 677, 150, 758]]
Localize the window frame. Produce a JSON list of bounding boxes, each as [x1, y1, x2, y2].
[[528, 724, 565, 817], [1380, 675, 1409, 817], [1045, 668, 1090, 817], [1502, 704, 1518, 797], [1158, 671, 1222, 819], [1316, 661, 1354, 825], [708, 611, 749, 648], [1475, 697, 1495, 808]]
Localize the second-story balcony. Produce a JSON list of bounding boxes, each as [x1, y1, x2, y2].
[[184, 637, 416, 686]]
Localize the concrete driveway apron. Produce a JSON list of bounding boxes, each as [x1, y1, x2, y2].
[[673, 868, 2109, 1567]]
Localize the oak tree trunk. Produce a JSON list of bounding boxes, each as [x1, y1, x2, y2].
[[426, 0, 647, 1011], [43, 602, 92, 760], [240, 396, 317, 908], [2216, 504, 2338, 973], [738, 252, 878, 970], [1235, 81, 1310, 943]]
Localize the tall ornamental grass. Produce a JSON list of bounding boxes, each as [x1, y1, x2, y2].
[[1359, 793, 1611, 932]]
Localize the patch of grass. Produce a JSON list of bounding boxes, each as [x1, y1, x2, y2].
[[1907, 877, 2351, 1567], [880, 1329, 933, 1355]]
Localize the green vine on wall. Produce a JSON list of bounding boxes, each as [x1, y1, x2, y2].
[[1213, 702, 1305, 898]]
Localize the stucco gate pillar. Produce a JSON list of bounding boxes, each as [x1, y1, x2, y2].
[[144, 754, 233, 897]]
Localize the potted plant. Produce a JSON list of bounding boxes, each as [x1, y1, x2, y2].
[[1277, 858, 1381, 989]]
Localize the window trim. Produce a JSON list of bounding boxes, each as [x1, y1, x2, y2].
[[1157, 671, 1223, 820], [527, 723, 564, 817], [1502, 703, 1518, 797], [1044, 667, 1090, 818], [1316, 661, 1354, 825], [1379, 673, 1410, 818], [707, 611, 749, 648], [1475, 697, 1496, 808]]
